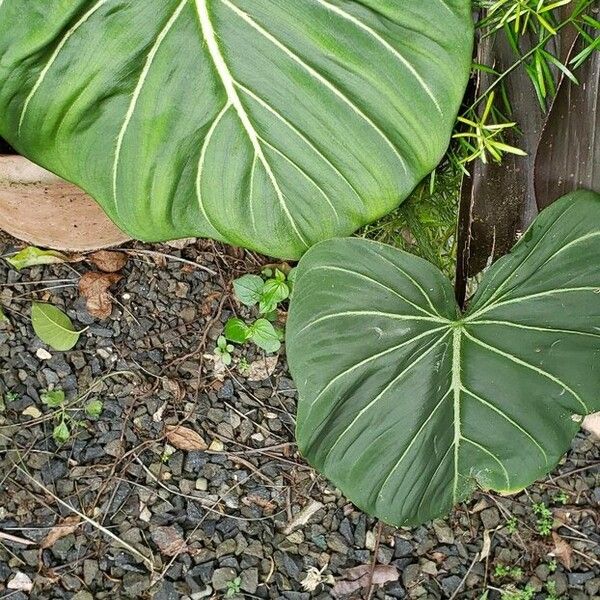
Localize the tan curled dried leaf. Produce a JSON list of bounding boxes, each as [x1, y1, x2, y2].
[[246, 355, 278, 382], [165, 425, 208, 452], [89, 250, 128, 273], [284, 500, 324, 535], [551, 532, 573, 570], [40, 515, 81, 549], [79, 272, 122, 319], [332, 564, 399, 598], [151, 526, 188, 557]]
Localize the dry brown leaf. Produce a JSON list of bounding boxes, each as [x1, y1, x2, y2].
[[165, 425, 208, 451], [284, 500, 324, 535], [242, 495, 278, 514], [246, 355, 278, 382], [165, 238, 197, 250], [151, 526, 188, 557], [40, 516, 81, 549], [582, 413, 600, 439], [479, 529, 492, 561], [89, 250, 128, 273], [79, 272, 122, 319], [201, 291, 221, 316], [551, 532, 573, 570], [332, 565, 399, 598]]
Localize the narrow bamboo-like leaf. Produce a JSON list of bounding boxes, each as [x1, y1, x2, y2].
[[0, 1, 473, 259], [6, 247, 68, 271], [287, 190, 600, 527], [456, 7, 578, 304], [535, 28, 600, 206], [31, 302, 81, 351]]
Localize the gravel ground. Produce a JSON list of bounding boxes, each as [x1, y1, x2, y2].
[[0, 235, 599, 600]]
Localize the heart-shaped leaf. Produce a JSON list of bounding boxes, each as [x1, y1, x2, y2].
[[287, 190, 600, 526], [31, 303, 82, 351], [0, 1, 473, 259]]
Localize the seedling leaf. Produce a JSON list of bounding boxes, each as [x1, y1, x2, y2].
[[249, 319, 281, 354], [224, 318, 251, 344], [233, 275, 264, 307]]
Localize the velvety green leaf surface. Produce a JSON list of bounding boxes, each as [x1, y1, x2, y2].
[[0, 0, 473, 259], [287, 190, 600, 526]]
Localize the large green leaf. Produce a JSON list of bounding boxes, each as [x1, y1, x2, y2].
[[0, 1, 473, 259], [287, 190, 600, 526]]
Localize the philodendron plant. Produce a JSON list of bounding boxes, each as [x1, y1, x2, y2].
[[287, 191, 600, 526], [0, 0, 472, 259]]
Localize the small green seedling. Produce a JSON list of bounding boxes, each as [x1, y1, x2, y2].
[[225, 577, 242, 597], [4, 391, 19, 403], [494, 564, 523, 581], [224, 266, 294, 355], [552, 490, 569, 505], [238, 356, 250, 375], [547, 559, 557, 574], [41, 389, 66, 408], [533, 502, 553, 536], [500, 585, 535, 600], [41, 388, 101, 444], [505, 516, 519, 534], [214, 336, 234, 366], [545, 580, 563, 600], [42, 389, 71, 444], [85, 399, 104, 419], [224, 317, 283, 353]]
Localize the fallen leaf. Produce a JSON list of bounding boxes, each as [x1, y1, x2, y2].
[[551, 532, 573, 570], [332, 564, 399, 598], [246, 355, 279, 382], [151, 526, 188, 557], [165, 425, 208, 451], [479, 529, 492, 561], [242, 495, 278, 514], [31, 302, 81, 351], [89, 250, 128, 272], [165, 237, 197, 250], [200, 291, 221, 316], [79, 272, 122, 319], [301, 566, 335, 592], [6, 246, 67, 270], [40, 516, 81, 549], [582, 413, 600, 439], [284, 500, 324, 535], [7, 572, 33, 592]]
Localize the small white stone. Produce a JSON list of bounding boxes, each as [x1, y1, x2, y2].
[[36, 348, 52, 360], [8, 572, 33, 592], [22, 406, 42, 419]]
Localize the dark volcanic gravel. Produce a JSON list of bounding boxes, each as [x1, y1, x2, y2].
[[0, 236, 599, 599]]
